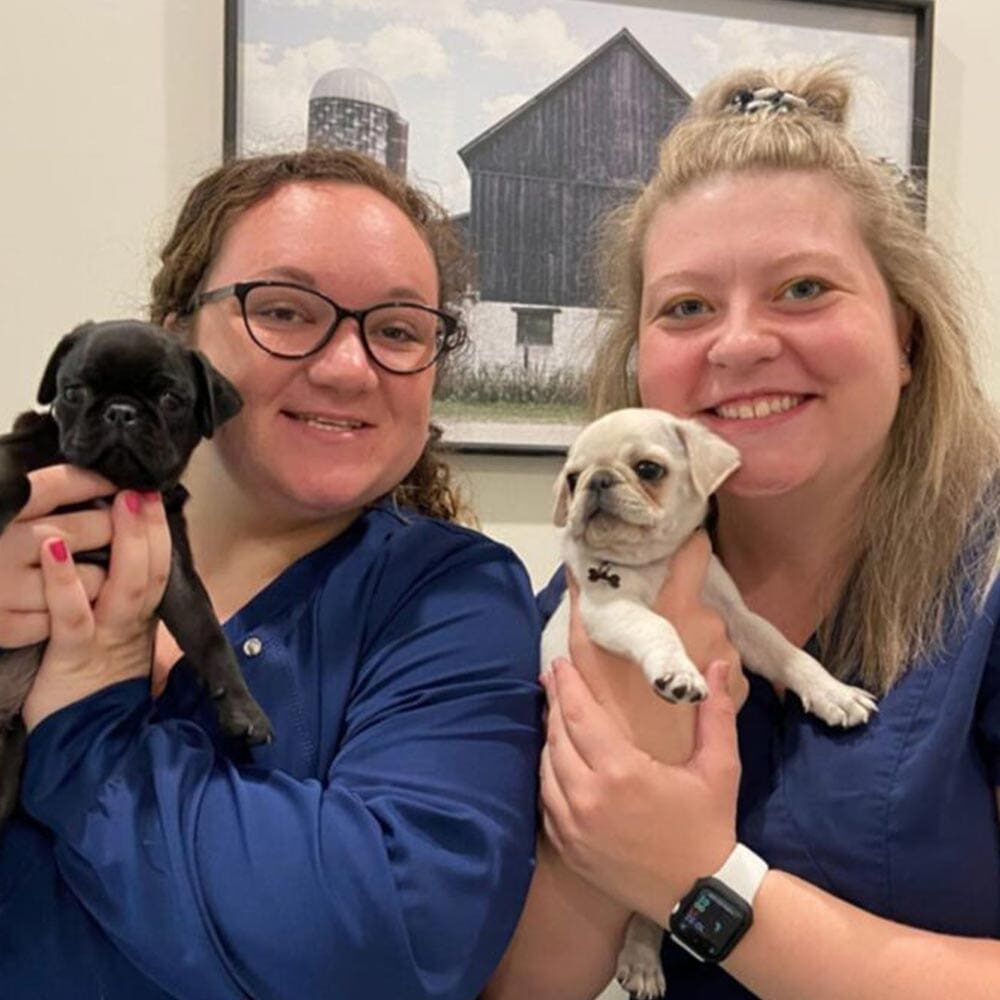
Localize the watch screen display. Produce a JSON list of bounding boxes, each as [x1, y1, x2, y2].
[[672, 884, 747, 959]]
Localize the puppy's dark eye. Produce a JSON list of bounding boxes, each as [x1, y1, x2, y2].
[[565, 472, 580, 494], [634, 460, 665, 483], [159, 391, 184, 413], [61, 385, 85, 405]]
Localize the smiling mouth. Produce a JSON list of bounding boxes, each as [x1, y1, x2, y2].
[[284, 411, 369, 431], [711, 394, 807, 420]]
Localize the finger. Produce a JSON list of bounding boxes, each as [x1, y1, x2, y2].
[[140, 491, 171, 615], [654, 532, 712, 616], [691, 660, 741, 776], [0, 560, 106, 614], [19, 465, 115, 521], [544, 663, 596, 787], [38, 537, 94, 653], [29, 508, 114, 556], [539, 747, 572, 855], [551, 657, 633, 771], [93, 491, 151, 628], [539, 743, 572, 824], [0, 610, 51, 647]]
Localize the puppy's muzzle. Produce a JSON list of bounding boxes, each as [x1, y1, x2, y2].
[[103, 401, 139, 427], [580, 467, 623, 519]]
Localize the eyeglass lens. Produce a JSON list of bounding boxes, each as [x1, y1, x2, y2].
[[243, 284, 443, 370]]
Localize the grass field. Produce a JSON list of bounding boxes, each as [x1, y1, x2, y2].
[[432, 399, 587, 423]]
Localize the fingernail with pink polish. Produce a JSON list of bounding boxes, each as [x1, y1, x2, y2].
[[125, 491, 142, 514], [49, 539, 69, 563]]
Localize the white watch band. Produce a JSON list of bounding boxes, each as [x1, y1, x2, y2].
[[714, 843, 768, 902]]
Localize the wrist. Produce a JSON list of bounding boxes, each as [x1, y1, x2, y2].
[[667, 842, 768, 964]]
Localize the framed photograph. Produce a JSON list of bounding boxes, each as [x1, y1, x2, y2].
[[224, 0, 934, 454]]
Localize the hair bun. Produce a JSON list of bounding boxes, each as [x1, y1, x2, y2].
[[693, 61, 851, 125]]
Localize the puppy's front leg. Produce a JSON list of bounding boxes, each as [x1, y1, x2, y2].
[[580, 593, 708, 703], [616, 913, 667, 999], [703, 558, 876, 727], [157, 519, 273, 745]]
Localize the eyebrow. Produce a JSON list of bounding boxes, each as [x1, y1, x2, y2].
[[643, 251, 852, 298], [251, 266, 432, 303]]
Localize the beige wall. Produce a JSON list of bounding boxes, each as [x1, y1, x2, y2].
[[0, 0, 993, 587]]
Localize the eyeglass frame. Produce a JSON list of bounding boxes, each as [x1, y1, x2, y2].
[[186, 279, 463, 374]]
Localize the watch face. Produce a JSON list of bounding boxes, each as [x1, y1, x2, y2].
[[669, 877, 752, 962]]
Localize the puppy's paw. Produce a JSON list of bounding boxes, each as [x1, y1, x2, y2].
[[616, 952, 667, 999], [651, 665, 708, 704], [214, 692, 275, 745], [799, 676, 878, 728]]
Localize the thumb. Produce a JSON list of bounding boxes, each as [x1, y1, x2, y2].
[[691, 660, 740, 779]]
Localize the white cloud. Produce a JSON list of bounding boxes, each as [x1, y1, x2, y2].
[[364, 23, 449, 82], [480, 91, 531, 124], [238, 37, 352, 151], [463, 7, 584, 74]]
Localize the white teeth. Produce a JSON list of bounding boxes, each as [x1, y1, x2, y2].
[[715, 395, 802, 420], [293, 414, 364, 430]]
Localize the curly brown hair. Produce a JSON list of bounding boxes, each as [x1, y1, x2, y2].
[[149, 147, 474, 524]]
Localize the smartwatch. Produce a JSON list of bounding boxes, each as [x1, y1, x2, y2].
[[668, 844, 768, 963]]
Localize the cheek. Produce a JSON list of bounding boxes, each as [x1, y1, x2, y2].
[[636, 332, 697, 413]]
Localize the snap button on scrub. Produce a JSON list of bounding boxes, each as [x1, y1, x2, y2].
[[242, 637, 263, 657]]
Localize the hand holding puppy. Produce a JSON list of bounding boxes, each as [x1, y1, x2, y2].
[[541, 657, 741, 925], [22, 489, 170, 732], [0, 465, 114, 649]]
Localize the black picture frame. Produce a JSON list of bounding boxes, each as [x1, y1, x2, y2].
[[222, 0, 935, 455]]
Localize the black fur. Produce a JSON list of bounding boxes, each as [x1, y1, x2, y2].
[[0, 320, 273, 826]]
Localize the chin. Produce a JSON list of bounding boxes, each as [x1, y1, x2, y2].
[[719, 465, 811, 499]]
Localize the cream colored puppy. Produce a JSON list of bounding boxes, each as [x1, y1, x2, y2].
[[541, 407, 877, 998]]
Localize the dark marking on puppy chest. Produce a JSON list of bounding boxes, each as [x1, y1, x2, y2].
[[587, 561, 621, 589]]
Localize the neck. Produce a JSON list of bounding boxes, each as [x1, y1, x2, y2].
[[179, 443, 358, 621], [714, 479, 863, 644]]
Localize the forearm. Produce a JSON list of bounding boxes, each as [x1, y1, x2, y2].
[[23, 676, 538, 1000], [485, 835, 627, 1000], [726, 870, 1000, 1000]]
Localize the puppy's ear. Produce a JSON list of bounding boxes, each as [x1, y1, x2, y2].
[[674, 420, 741, 499], [190, 350, 243, 438], [37, 323, 92, 404], [552, 471, 571, 528]]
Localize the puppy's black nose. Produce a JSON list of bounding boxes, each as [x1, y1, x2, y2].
[[103, 402, 138, 426], [588, 471, 617, 492]]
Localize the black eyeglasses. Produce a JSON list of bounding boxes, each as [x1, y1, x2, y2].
[[188, 280, 461, 374]]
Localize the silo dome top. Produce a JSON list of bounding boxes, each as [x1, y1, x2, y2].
[[309, 68, 399, 112]]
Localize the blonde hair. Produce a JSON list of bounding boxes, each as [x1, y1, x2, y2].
[[591, 63, 1000, 693], [151, 148, 474, 524]]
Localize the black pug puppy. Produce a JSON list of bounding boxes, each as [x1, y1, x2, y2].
[[0, 320, 273, 824]]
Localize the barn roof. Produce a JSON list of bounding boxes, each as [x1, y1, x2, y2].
[[458, 28, 689, 160]]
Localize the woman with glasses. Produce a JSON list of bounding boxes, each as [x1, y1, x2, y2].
[[0, 149, 542, 1000]]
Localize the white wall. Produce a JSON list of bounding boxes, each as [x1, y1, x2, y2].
[[0, 0, 995, 589]]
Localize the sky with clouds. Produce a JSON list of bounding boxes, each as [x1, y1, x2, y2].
[[236, 0, 917, 212]]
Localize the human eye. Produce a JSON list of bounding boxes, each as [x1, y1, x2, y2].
[[659, 296, 712, 324], [779, 277, 828, 302], [246, 286, 320, 328], [368, 307, 435, 350]]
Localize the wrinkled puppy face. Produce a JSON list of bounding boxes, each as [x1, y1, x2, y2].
[[554, 408, 741, 566], [38, 320, 242, 491]]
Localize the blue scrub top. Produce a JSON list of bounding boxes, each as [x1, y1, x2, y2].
[[537, 567, 1000, 999], [0, 504, 543, 1000]]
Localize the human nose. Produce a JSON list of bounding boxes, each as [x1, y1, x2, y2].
[[305, 316, 378, 389], [705, 305, 781, 368]]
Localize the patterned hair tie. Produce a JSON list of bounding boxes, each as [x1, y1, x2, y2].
[[729, 86, 808, 115]]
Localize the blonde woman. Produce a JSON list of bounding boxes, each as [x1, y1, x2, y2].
[[487, 64, 1000, 999]]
